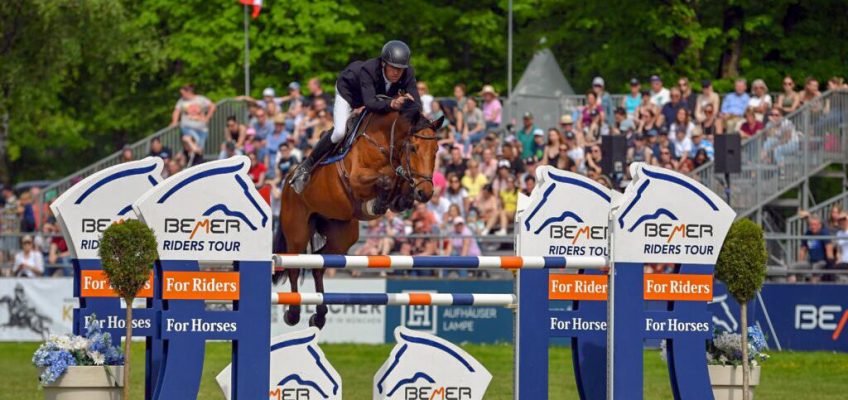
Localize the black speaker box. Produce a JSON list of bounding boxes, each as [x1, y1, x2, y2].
[[600, 135, 627, 174], [714, 134, 741, 174]]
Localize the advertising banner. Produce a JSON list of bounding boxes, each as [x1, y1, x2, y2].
[[385, 280, 513, 344], [0, 278, 75, 341], [268, 277, 387, 343], [710, 283, 848, 352]]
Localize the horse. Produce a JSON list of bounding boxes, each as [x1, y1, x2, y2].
[[274, 99, 444, 328]]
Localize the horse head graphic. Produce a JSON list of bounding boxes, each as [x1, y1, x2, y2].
[[151, 158, 268, 231], [521, 167, 613, 236], [373, 326, 491, 400], [216, 327, 342, 400], [50, 157, 164, 258], [615, 163, 722, 233], [134, 156, 272, 260]]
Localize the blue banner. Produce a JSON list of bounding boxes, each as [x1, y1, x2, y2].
[[385, 280, 513, 344], [710, 283, 848, 352]]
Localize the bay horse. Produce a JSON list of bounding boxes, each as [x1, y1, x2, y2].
[[274, 100, 444, 328]]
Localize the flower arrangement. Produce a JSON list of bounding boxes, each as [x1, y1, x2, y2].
[[32, 317, 124, 385], [707, 326, 770, 367]]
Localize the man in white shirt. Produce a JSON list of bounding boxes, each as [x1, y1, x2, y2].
[[649, 75, 670, 107], [417, 81, 435, 116], [14, 236, 44, 277]]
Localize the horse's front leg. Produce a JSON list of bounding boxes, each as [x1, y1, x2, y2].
[[350, 166, 395, 216]]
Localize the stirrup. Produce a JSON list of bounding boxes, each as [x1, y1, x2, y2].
[[290, 167, 310, 194]]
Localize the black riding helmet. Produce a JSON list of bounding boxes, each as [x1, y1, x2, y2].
[[381, 40, 411, 69]]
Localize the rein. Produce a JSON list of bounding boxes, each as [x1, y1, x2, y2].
[[359, 108, 439, 190]]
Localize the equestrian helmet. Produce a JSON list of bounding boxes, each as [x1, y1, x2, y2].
[[381, 40, 411, 69]]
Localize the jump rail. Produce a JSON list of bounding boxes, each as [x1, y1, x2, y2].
[[207, 292, 517, 306], [272, 254, 608, 270]]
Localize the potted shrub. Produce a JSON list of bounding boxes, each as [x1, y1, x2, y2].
[[98, 219, 159, 400], [707, 327, 769, 400], [714, 218, 768, 400], [33, 316, 125, 400]]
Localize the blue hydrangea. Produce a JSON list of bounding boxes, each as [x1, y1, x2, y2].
[[706, 326, 770, 366], [33, 348, 77, 384], [747, 325, 768, 352], [32, 315, 124, 385]]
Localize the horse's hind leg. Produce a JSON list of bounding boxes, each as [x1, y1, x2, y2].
[[310, 219, 359, 329]]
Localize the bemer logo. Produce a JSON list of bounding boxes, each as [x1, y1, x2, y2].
[[794, 305, 848, 341], [404, 386, 472, 400], [548, 225, 607, 244], [164, 218, 241, 239], [643, 223, 714, 243]]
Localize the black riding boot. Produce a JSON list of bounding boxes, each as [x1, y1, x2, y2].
[[290, 132, 335, 194]]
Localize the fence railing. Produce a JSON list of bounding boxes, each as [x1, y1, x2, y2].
[[763, 233, 848, 283], [691, 90, 848, 216], [783, 191, 848, 263], [31, 99, 248, 229]]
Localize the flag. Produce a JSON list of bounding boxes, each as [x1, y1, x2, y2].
[[239, 0, 263, 19]]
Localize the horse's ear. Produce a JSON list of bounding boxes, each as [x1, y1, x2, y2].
[[430, 115, 445, 132]]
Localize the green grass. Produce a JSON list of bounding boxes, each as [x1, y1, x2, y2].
[[3, 342, 847, 399]]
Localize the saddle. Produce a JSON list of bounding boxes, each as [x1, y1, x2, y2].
[[319, 111, 369, 165]]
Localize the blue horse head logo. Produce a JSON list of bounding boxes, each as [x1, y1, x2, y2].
[[374, 327, 491, 399], [523, 171, 611, 235], [616, 167, 719, 233], [72, 160, 161, 217], [154, 161, 268, 231]]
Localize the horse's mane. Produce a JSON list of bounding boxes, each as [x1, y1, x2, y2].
[[398, 100, 430, 132]]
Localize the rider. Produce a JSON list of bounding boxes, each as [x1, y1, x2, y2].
[[290, 40, 421, 193]]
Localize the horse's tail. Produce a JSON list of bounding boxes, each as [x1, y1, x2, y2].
[[272, 196, 288, 285]]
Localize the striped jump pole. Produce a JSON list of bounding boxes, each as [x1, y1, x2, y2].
[[207, 292, 517, 307], [272, 255, 607, 271], [272, 292, 517, 307]]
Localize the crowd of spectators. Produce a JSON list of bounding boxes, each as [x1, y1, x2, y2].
[[142, 74, 846, 266], [3, 73, 845, 278], [794, 205, 848, 283], [0, 185, 70, 277]]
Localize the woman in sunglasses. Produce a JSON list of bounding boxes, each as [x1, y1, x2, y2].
[[776, 75, 801, 114]]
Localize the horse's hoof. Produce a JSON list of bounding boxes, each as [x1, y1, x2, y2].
[[284, 308, 301, 326], [309, 313, 326, 329]]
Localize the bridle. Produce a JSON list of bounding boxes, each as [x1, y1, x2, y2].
[[360, 110, 439, 192]]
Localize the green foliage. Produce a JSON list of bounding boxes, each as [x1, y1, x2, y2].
[[3, 0, 847, 181], [98, 220, 158, 301], [715, 218, 768, 303]]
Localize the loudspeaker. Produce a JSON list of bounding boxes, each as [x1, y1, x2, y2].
[[600, 135, 627, 175], [714, 134, 741, 174]]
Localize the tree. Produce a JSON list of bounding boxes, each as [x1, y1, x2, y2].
[[0, 0, 164, 182], [715, 218, 767, 400], [3, 0, 847, 181], [99, 219, 158, 400]]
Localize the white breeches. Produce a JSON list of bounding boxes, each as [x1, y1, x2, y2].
[[332, 88, 352, 143]]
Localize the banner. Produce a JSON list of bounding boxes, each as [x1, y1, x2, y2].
[[267, 277, 387, 343], [710, 283, 848, 352], [0, 278, 75, 341], [385, 280, 513, 344]]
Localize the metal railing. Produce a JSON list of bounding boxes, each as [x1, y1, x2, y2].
[[784, 191, 848, 263], [763, 233, 848, 283], [691, 90, 848, 217], [31, 99, 248, 227]]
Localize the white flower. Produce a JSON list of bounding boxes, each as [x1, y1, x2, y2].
[[88, 351, 105, 366], [55, 336, 72, 350], [70, 336, 90, 351]]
